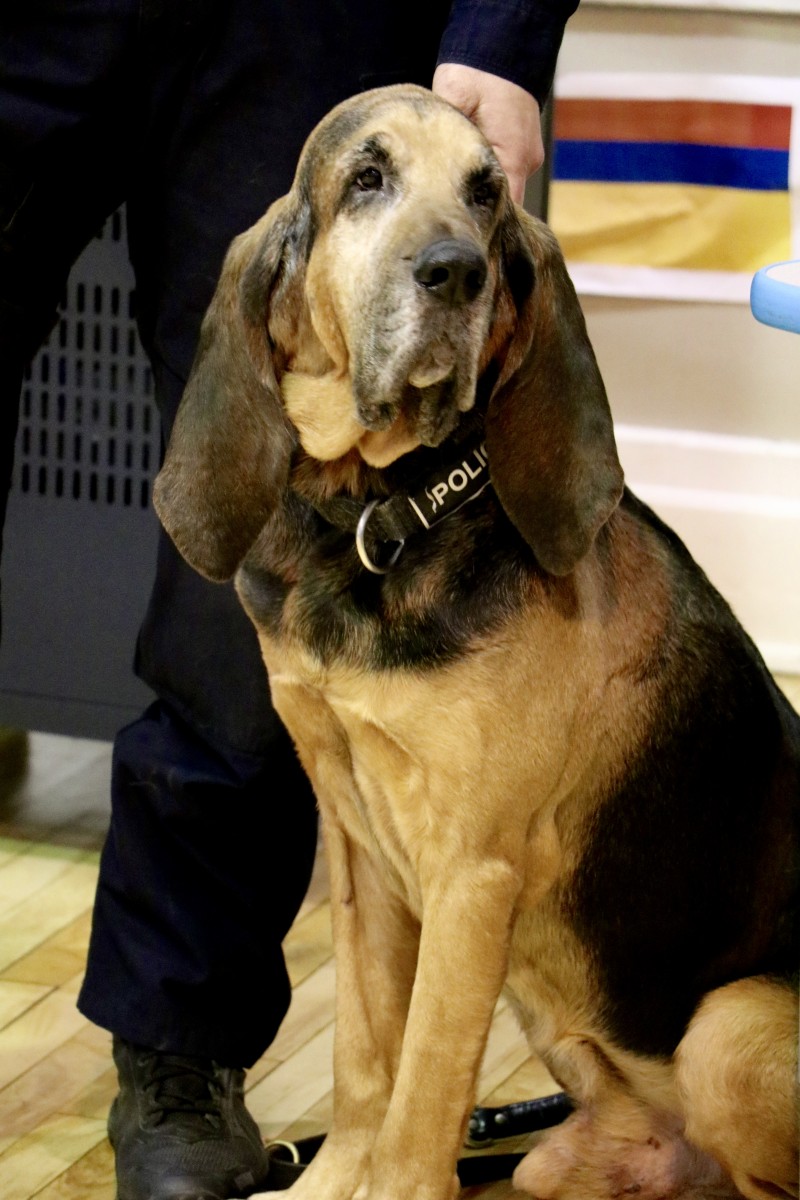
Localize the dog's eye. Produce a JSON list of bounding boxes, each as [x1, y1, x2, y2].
[[356, 167, 384, 192], [472, 179, 500, 209]]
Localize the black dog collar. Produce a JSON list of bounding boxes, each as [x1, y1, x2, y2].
[[312, 427, 492, 574]]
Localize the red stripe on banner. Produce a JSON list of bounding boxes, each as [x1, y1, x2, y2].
[[554, 99, 792, 151]]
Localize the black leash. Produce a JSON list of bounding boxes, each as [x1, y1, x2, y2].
[[264, 1093, 573, 1189]]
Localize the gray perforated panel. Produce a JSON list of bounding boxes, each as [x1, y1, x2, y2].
[[0, 208, 161, 740], [15, 211, 159, 513]]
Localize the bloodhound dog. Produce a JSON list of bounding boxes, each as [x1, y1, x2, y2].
[[154, 85, 799, 1200]]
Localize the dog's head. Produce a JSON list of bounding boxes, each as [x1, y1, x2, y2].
[[154, 84, 623, 582]]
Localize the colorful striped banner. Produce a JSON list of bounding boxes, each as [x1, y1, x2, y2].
[[549, 75, 800, 302]]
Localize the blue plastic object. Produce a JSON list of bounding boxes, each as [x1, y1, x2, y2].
[[750, 260, 800, 334]]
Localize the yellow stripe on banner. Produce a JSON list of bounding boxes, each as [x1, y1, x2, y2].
[[550, 181, 792, 274]]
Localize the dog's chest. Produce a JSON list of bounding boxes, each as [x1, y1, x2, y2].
[[258, 638, 466, 906], [255, 618, 607, 915]]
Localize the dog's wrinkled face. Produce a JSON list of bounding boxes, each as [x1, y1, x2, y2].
[[276, 93, 508, 466], [154, 85, 624, 583]]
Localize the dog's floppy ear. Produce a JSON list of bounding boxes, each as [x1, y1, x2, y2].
[[153, 194, 309, 582], [485, 208, 624, 576]]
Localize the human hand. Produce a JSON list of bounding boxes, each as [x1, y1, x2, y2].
[[432, 63, 543, 203]]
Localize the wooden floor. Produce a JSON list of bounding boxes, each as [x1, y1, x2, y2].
[[1, 673, 799, 1200]]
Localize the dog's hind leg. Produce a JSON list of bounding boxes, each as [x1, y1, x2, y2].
[[675, 976, 799, 1200], [511, 1093, 730, 1200], [511, 1035, 733, 1200]]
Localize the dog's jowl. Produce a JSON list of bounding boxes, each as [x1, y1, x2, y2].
[[154, 86, 799, 1200]]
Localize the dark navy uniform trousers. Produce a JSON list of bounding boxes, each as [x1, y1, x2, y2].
[[0, 0, 452, 1067]]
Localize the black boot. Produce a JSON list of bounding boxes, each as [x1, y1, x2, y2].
[[109, 1036, 272, 1200]]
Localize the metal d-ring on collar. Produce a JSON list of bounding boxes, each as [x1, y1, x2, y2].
[[355, 499, 405, 574]]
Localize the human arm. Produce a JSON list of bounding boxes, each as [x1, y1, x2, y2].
[[432, 0, 579, 200], [432, 64, 542, 202]]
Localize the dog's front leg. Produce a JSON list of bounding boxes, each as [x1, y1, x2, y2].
[[360, 856, 520, 1200], [254, 817, 421, 1200]]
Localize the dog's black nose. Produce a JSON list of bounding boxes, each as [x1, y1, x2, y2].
[[413, 239, 488, 306]]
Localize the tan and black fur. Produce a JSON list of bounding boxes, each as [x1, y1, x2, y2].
[[153, 85, 799, 1200]]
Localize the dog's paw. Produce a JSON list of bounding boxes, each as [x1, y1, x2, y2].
[[512, 1110, 734, 1200], [249, 1131, 376, 1200], [353, 1169, 459, 1200]]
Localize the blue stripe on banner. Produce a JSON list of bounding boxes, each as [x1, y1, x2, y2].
[[553, 140, 790, 191]]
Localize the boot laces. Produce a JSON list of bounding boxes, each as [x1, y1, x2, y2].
[[137, 1051, 226, 1129]]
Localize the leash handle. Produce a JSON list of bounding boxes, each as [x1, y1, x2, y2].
[[466, 1093, 574, 1146]]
